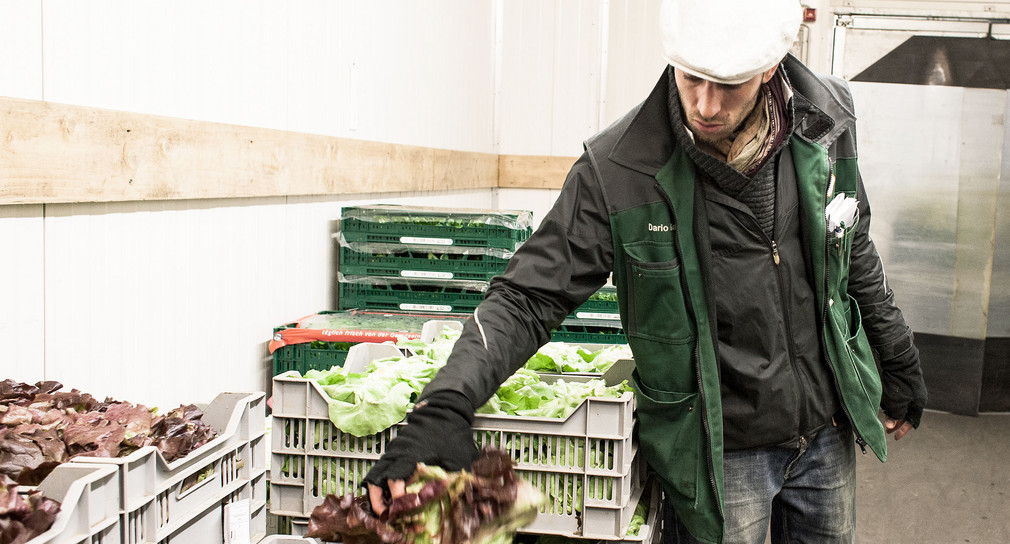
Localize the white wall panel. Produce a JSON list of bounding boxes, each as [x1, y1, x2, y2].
[[0, 206, 45, 383], [40, 0, 495, 152], [496, 1, 558, 155], [0, 1, 43, 100], [603, 0, 665, 128], [498, 0, 603, 157], [496, 188, 560, 231], [38, 190, 493, 407], [550, 0, 603, 155]]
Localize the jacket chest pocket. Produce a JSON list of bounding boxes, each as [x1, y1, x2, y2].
[[621, 240, 697, 392], [622, 240, 692, 340]]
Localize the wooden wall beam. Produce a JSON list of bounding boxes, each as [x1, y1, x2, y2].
[[0, 98, 578, 204], [497, 154, 576, 190], [0, 97, 499, 205]]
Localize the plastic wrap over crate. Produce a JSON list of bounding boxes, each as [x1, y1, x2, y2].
[[337, 205, 533, 258], [338, 277, 487, 314], [269, 358, 641, 539], [571, 287, 620, 321], [25, 463, 121, 544], [338, 245, 511, 283], [73, 392, 268, 544]]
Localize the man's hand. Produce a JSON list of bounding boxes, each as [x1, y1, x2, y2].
[[367, 479, 406, 516], [884, 417, 914, 440], [360, 390, 478, 515]]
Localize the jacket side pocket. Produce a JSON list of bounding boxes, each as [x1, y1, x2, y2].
[[632, 370, 701, 504]]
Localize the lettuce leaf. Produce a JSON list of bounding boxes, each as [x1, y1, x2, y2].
[[306, 447, 543, 544]]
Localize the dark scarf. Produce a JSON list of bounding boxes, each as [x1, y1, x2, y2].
[[667, 67, 794, 236]]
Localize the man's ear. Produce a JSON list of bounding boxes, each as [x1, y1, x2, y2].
[[762, 65, 779, 84]]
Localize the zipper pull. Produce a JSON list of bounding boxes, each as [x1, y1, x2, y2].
[[771, 241, 780, 265], [856, 436, 868, 455]]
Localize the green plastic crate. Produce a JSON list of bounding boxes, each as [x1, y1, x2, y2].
[[339, 246, 510, 282], [338, 281, 486, 313], [552, 319, 627, 344], [570, 287, 620, 320], [272, 341, 356, 377], [339, 205, 533, 253], [270, 310, 463, 376]]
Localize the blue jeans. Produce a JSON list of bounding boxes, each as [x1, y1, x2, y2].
[[664, 421, 856, 544]]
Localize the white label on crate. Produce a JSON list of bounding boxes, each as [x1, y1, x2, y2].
[[400, 236, 454, 246], [400, 303, 453, 312], [401, 270, 454, 280], [224, 499, 251, 544], [575, 311, 622, 321]]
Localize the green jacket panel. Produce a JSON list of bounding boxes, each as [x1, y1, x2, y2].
[[608, 148, 725, 543]]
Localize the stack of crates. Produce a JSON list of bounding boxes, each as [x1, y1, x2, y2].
[[336, 204, 533, 314]]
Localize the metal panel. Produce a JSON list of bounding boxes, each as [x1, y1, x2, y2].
[[846, 15, 989, 34], [849, 83, 1006, 340], [988, 91, 1010, 338]]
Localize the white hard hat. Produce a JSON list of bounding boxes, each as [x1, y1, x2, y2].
[[660, 0, 802, 85]]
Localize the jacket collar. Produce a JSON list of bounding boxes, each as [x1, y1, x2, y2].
[[607, 55, 856, 176]]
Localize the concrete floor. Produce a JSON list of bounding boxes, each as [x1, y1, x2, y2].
[[853, 411, 1010, 543]]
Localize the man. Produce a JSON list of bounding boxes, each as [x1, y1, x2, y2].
[[364, 0, 928, 542]]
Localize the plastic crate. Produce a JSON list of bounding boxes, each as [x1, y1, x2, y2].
[[339, 245, 511, 282], [338, 205, 533, 255], [269, 372, 640, 539], [270, 310, 470, 377], [74, 392, 268, 544], [25, 463, 121, 544], [258, 536, 314, 544], [269, 482, 660, 544], [571, 287, 620, 321], [552, 319, 627, 345], [338, 280, 486, 314], [272, 341, 354, 377]]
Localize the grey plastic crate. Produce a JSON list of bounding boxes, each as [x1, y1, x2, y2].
[[26, 463, 121, 544], [269, 367, 640, 539], [265, 481, 660, 543], [135, 472, 267, 544], [258, 537, 315, 544], [74, 392, 268, 544]]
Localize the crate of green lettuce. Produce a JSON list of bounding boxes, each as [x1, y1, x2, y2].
[[551, 317, 626, 345], [269, 331, 644, 540], [337, 279, 488, 314], [338, 205, 533, 256], [339, 245, 512, 283], [569, 287, 620, 321]]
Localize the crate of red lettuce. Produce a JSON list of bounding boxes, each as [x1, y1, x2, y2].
[[0, 379, 267, 544], [11, 463, 120, 544]]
